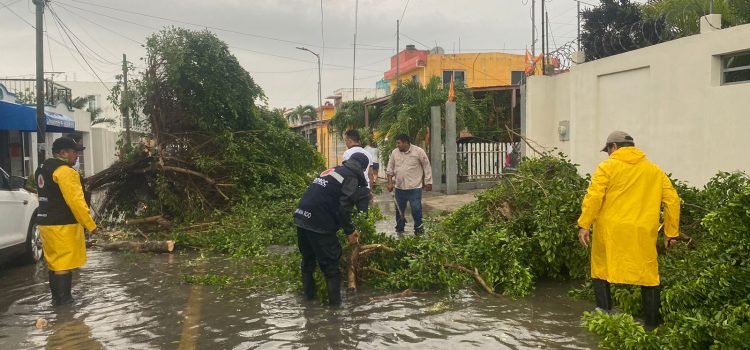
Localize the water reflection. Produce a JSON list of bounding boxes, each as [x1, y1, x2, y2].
[[0, 250, 598, 349], [46, 308, 104, 350]]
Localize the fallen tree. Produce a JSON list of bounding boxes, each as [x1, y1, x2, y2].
[[87, 28, 323, 224], [99, 240, 175, 253]]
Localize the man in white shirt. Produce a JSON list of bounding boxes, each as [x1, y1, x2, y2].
[[342, 129, 373, 188], [364, 141, 379, 185]]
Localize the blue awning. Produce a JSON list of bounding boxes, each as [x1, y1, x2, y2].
[[0, 100, 76, 133], [45, 111, 76, 133], [0, 100, 37, 131]]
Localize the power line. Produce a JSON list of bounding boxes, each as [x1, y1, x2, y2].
[[400, 0, 411, 23], [48, 4, 94, 78], [399, 33, 431, 51], [0, 0, 23, 11], [61, 0, 363, 51], [54, 2, 144, 45], [57, 1, 158, 31], [1, 0, 34, 28], [44, 11, 55, 73], [57, 0, 383, 74], [48, 5, 119, 66], [355, 72, 383, 81], [48, 4, 112, 91], [320, 0, 325, 58], [4, 0, 115, 79], [53, 4, 118, 58], [246, 68, 316, 74]]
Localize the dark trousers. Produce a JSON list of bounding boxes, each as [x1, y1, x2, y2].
[[297, 227, 343, 305], [297, 227, 342, 279], [592, 278, 661, 327], [394, 188, 423, 233]]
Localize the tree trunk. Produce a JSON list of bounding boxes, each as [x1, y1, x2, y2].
[[125, 215, 171, 227], [99, 240, 175, 253]]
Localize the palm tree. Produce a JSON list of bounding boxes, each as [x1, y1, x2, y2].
[[286, 104, 318, 125], [377, 77, 480, 163], [329, 99, 367, 137], [72, 96, 116, 126]]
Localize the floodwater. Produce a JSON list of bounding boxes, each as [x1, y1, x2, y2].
[[0, 250, 599, 349], [1, 190, 600, 349]]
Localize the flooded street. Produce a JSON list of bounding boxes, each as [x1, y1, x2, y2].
[[1, 248, 599, 349], [1, 188, 599, 349]]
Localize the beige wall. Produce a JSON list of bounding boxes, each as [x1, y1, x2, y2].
[[524, 23, 750, 186]]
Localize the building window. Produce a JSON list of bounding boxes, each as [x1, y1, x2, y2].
[[511, 71, 525, 85], [411, 74, 419, 83], [722, 51, 750, 85], [442, 70, 465, 85]]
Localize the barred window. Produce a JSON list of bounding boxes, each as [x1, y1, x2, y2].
[[722, 51, 750, 85]]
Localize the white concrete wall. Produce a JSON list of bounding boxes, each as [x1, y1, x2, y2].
[[90, 127, 119, 175], [331, 88, 387, 103], [524, 23, 750, 186]]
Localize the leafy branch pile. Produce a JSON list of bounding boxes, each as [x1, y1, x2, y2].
[[583, 172, 750, 349], [355, 155, 590, 298], [87, 28, 323, 223]]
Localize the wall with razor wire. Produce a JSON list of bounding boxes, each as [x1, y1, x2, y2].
[[524, 21, 750, 186]]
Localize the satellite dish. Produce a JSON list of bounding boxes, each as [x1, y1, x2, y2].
[[430, 46, 445, 54]]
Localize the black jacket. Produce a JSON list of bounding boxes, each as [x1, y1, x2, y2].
[[294, 160, 369, 235], [35, 158, 78, 225]]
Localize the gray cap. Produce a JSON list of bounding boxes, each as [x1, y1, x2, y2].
[[601, 131, 634, 152]]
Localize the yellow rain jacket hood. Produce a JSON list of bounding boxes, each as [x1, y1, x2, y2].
[[577, 147, 680, 286]]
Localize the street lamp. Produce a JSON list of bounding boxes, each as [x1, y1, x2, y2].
[[296, 47, 322, 121]]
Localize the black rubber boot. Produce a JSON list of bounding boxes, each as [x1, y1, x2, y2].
[[325, 276, 342, 307], [642, 285, 661, 329], [48, 270, 60, 305], [51, 272, 75, 306], [592, 278, 612, 311], [302, 272, 316, 301]]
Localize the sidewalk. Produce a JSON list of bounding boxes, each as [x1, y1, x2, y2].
[[372, 184, 483, 236]]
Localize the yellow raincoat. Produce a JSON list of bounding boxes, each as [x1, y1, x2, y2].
[[577, 147, 680, 286], [40, 165, 96, 271]]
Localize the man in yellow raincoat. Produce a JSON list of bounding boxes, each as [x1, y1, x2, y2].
[[577, 131, 680, 328], [36, 137, 98, 306]]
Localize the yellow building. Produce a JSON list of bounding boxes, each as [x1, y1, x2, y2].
[[385, 45, 529, 92], [314, 103, 345, 168]]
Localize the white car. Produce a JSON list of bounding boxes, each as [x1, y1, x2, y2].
[[0, 166, 41, 266]]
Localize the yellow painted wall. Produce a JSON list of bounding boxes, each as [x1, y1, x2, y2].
[[320, 107, 335, 121], [389, 52, 528, 91], [315, 105, 346, 168]]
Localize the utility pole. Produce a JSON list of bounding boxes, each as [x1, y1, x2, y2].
[[34, 0, 46, 162], [122, 54, 131, 149], [577, 1, 581, 51], [396, 20, 400, 88], [531, 0, 536, 57], [545, 11, 550, 73], [352, 0, 358, 101], [541, 0, 545, 75], [296, 47, 322, 120]]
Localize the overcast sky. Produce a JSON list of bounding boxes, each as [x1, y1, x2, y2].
[[1, 0, 591, 108]]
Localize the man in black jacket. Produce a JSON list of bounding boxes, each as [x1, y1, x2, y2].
[[294, 153, 370, 306]]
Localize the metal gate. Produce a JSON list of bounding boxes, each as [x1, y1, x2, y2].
[[457, 142, 514, 181]]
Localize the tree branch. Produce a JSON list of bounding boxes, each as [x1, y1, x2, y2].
[[443, 262, 501, 297]]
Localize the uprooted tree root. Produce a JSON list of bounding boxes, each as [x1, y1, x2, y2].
[[86, 27, 323, 226]]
